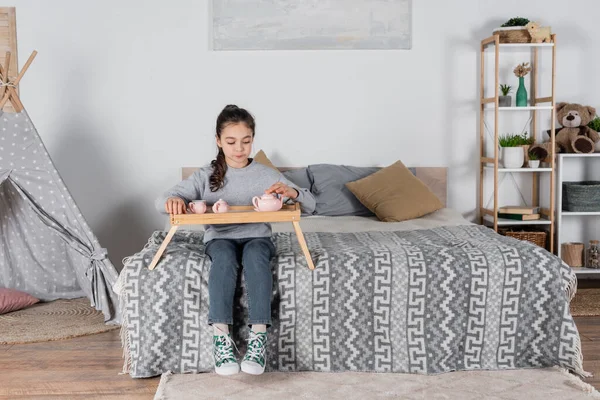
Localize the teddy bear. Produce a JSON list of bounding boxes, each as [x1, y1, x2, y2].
[[529, 102, 599, 161], [525, 22, 552, 43]]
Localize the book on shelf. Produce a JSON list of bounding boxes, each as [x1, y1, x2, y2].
[[498, 206, 539, 215], [497, 213, 541, 221]]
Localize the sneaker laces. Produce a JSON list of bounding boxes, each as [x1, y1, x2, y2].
[[214, 326, 238, 363], [245, 331, 266, 362]]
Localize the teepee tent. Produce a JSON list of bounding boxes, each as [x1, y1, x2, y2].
[[0, 51, 119, 323]]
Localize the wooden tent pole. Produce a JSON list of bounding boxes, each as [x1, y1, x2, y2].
[[0, 50, 37, 111], [0, 51, 10, 99]]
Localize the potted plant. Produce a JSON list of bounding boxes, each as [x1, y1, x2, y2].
[[528, 151, 540, 168], [588, 115, 600, 152], [514, 62, 532, 107], [519, 132, 535, 166], [493, 17, 531, 43], [499, 84, 512, 107], [499, 133, 527, 168]]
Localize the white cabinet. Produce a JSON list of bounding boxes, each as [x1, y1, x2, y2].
[[556, 153, 600, 278]]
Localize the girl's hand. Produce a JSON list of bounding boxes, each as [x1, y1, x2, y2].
[[165, 197, 187, 214], [265, 182, 298, 199]]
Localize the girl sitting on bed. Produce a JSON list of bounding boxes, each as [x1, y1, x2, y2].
[[156, 104, 316, 376]]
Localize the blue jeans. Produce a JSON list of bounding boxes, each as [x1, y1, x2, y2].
[[205, 237, 276, 327]]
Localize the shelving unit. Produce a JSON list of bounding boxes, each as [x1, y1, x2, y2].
[[556, 153, 600, 277], [479, 34, 557, 253]]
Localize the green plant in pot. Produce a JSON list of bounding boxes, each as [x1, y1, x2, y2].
[[528, 151, 541, 168], [493, 17, 531, 43], [588, 115, 600, 152], [501, 17, 531, 27], [499, 84, 512, 107], [499, 133, 531, 168]]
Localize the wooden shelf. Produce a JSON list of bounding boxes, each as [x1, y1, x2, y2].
[[483, 106, 554, 111], [483, 215, 552, 226], [484, 166, 552, 172], [479, 33, 557, 253], [499, 43, 554, 48]]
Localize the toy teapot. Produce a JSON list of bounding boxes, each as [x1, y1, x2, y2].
[[212, 199, 230, 213], [252, 193, 283, 212]]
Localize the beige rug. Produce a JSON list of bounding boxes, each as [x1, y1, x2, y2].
[[154, 368, 599, 400], [571, 289, 600, 317], [0, 297, 118, 344]]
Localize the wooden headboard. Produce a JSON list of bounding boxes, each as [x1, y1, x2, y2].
[[182, 166, 448, 207]]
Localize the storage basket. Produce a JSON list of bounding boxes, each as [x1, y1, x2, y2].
[[500, 228, 547, 249], [561, 242, 584, 267], [492, 27, 531, 43], [562, 181, 600, 212]]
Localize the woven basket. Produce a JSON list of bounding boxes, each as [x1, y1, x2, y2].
[[563, 181, 600, 212], [502, 229, 547, 248], [561, 242, 584, 267], [493, 27, 531, 43]]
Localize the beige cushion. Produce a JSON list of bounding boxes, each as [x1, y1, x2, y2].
[[253, 149, 278, 171], [345, 160, 443, 222]]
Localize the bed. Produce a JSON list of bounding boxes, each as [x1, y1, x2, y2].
[[115, 166, 586, 379]]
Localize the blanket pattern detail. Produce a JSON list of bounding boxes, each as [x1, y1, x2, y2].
[[118, 226, 583, 378]]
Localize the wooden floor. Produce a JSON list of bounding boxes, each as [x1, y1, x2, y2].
[[1, 318, 599, 399]]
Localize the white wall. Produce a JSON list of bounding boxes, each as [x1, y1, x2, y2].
[[8, 0, 600, 267]]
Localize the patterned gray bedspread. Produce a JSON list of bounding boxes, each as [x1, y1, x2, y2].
[[118, 225, 585, 378]]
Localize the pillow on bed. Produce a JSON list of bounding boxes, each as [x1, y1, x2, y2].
[[253, 150, 278, 171], [0, 288, 40, 314], [282, 168, 313, 190], [345, 160, 443, 222], [307, 164, 380, 216]]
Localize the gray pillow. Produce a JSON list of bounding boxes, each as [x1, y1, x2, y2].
[[307, 164, 381, 216], [282, 168, 312, 190]]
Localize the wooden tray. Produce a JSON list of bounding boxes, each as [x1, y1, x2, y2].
[[148, 203, 315, 270]]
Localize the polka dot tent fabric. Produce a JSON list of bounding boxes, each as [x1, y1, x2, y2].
[[0, 110, 119, 324]]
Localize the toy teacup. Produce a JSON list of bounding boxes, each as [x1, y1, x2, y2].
[[212, 199, 230, 213], [189, 200, 207, 214]]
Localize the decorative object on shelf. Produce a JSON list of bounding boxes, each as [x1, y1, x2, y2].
[[497, 212, 540, 221], [499, 205, 539, 214], [587, 115, 600, 152], [514, 62, 531, 107], [528, 151, 540, 168], [493, 17, 531, 43], [499, 133, 533, 168], [501, 228, 547, 248], [525, 21, 552, 43], [562, 181, 600, 212], [499, 139, 524, 168], [587, 240, 600, 268], [561, 242, 584, 267], [499, 84, 512, 107], [530, 103, 600, 161]]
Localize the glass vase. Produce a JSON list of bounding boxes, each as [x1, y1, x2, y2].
[[587, 240, 600, 269], [516, 76, 527, 107]]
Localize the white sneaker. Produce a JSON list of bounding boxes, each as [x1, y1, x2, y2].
[[241, 331, 267, 375], [213, 333, 240, 376]]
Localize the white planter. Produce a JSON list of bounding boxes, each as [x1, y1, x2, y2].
[[528, 160, 540, 168], [501, 147, 524, 168], [596, 140, 600, 153]]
